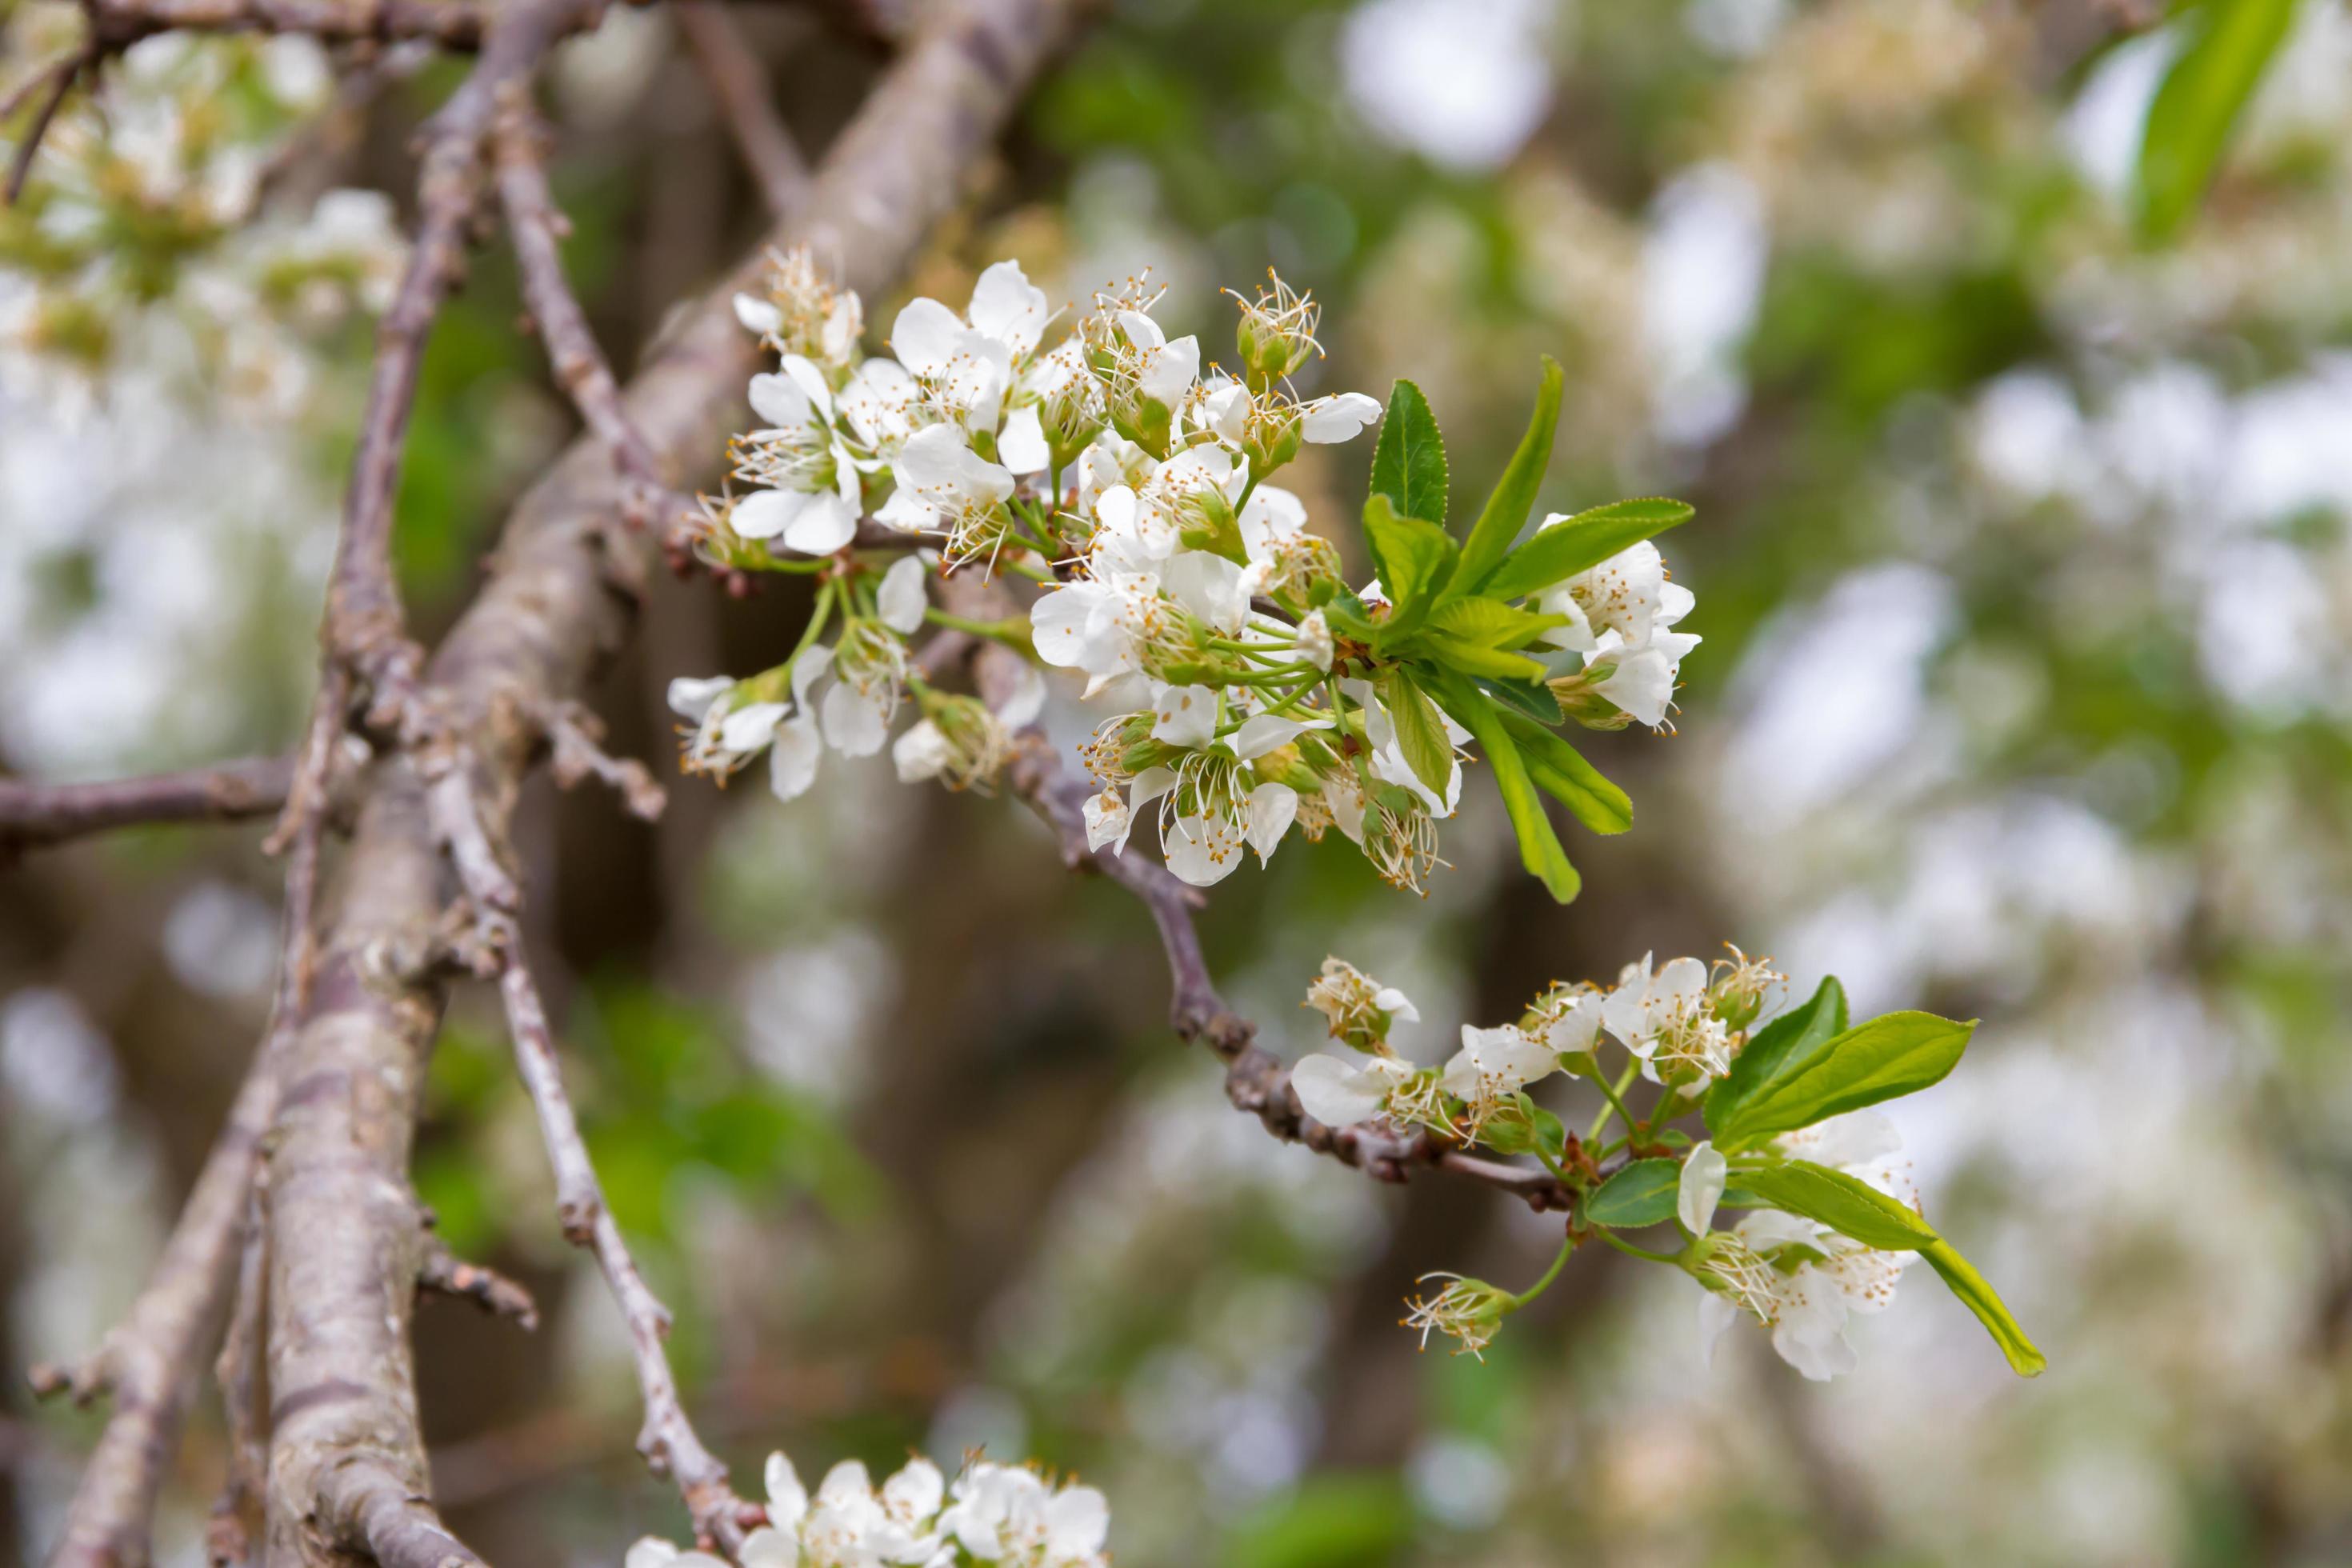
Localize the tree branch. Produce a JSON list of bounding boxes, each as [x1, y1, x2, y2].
[[0, 755, 294, 858], [247, 3, 1088, 1565], [961, 630, 1578, 1213], [33, 763, 334, 1568], [493, 103, 700, 540], [673, 0, 810, 216]]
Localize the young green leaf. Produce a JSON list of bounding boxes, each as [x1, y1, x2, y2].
[[1732, 1159, 1938, 1252], [1702, 976, 1848, 1138], [1478, 498, 1695, 603], [1710, 1012, 1974, 1153], [1427, 596, 1570, 650], [1922, 1238, 2046, 1377], [1368, 379, 1449, 527], [1584, 1158, 1682, 1228], [1418, 634, 1547, 683], [1472, 674, 1562, 724], [1380, 669, 1454, 798], [1498, 711, 1631, 836], [1361, 494, 1458, 638], [1452, 356, 1564, 594], [2135, 0, 2297, 242], [1430, 670, 1580, 902]]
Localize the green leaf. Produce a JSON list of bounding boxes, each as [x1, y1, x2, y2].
[[1702, 976, 1848, 1136], [1473, 674, 1562, 724], [1733, 1159, 1938, 1252], [1710, 1011, 1975, 1153], [1454, 356, 1564, 594], [1419, 634, 1546, 682], [2136, 0, 2298, 242], [1428, 595, 1570, 649], [1584, 1158, 1682, 1228], [1922, 1238, 2047, 1378], [1498, 712, 1631, 835], [1368, 378, 1449, 528], [1430, 670, 1580, 902], [1360, 494, 1458, 639], [1479, 498, 1696, 603], [1380, 669, 1454, 798]]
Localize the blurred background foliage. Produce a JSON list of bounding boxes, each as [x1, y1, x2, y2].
[[8, 0, 2352, 1563]]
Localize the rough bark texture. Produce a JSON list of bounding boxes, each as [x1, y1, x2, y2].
[[255, 2, 1082, 1564]]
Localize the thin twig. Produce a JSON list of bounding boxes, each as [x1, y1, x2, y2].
[[418, 1237, 541, 1330], [0, 754, 294, 857], [533, 698, 667, 820], [673, 0, 810, 216], [4, 50, 86, 206], [322, 0, 609, 738], [948, 602, 1578, 1212], [205, 1184, 270, 1568], [492, 105, 699, 540], [424, 762, 754, 1551], [79, 0, 495, 48]]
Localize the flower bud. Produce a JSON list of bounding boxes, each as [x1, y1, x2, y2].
[[1546, 666, 1634, 731], [1303, 957, 1417, 1052], [1402, 1274, 1512, 1359], [1231, 271, 1321, 392]]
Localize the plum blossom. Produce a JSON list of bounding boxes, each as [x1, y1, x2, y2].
[[1692, 1113, 1919, 1381], [889, 259, 1051, 434], [733, 356, 866, 554]]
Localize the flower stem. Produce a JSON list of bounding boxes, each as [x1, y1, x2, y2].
[[1593, 1228, 1683, 1266], [925, 608, 1034, 652], [1509, 1234, 1577, 1310], [1586, 1063, 1639, 1142]]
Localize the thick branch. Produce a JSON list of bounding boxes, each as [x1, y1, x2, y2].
[[34, 767, 333, 1568], [0, 755, 291, 857], [257, 3, 1085, 1564]]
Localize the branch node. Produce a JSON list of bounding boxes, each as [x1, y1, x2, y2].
[[418, 1239, 541, 1331]]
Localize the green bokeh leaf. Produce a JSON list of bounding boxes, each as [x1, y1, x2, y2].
[[2136, 0, 2298, 241]]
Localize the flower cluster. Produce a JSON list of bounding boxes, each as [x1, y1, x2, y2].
[[1282, 953, 2042, 1384], [1678, 1111, 1918, 1381], [1, 21, 405, 414], [1290, 948, 1782, 1140], [626, 1448, 1108, 1568], [687, 248, 1700, 904]]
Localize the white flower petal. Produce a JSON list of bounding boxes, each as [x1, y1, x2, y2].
[[780, 492, 859, 556], [666, 675, 734, 720], [769, 714, 822, 801], [877, 555, 929, 634], [1150, 683, 1218, 749], [1678, 1141, 1727, 1235], [1300, 390, 1382, 443]]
